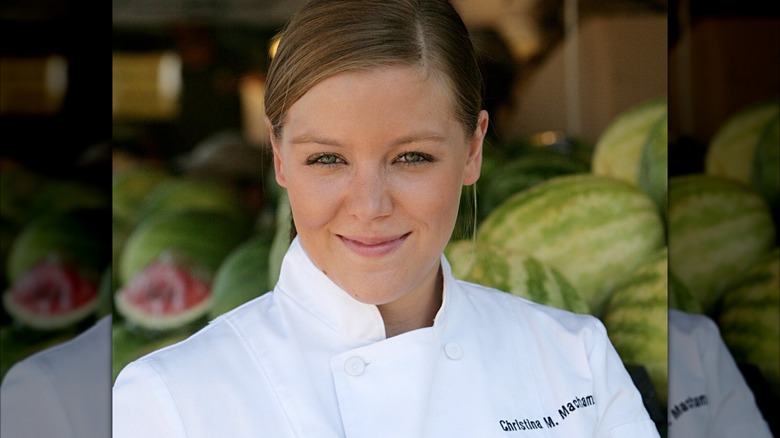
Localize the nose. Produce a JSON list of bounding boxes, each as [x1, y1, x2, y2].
[[345, 168, 393, 221]]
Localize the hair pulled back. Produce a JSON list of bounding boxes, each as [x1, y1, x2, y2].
[[264, 0, 483, 139]]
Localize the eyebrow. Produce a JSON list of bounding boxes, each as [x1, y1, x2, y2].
[[288, 132, 447, 148]]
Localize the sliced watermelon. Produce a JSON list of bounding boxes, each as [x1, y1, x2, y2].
[[2, 255, 100, 330], [115, 253, 212, 331]]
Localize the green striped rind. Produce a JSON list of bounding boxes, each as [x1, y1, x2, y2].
[[453, 242, 590, 314], [638, 112, 668, 213], [209, 236, 272, 319], [667, 174, 776, 314], [118, 210, 251, 286], [592, 97, 667, 185], [706, 99, 779, 187], [601, 247, 668, 405], [716, 247, 779, 396], [135, 176, 251, 227], [477, 173, 665, 316]]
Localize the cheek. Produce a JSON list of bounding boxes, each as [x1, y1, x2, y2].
[[396, 171, 463, 229], [285, 177, 341, 233]]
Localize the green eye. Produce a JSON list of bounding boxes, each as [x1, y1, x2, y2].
[[306, 154, 343, 165], [318, 155, 339, 164], [397, 152, 430, 164]]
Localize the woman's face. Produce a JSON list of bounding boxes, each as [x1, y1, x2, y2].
[[269, 66, 487, 307]]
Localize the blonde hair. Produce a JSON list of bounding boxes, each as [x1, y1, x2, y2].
[[264, 0, 483, 139]]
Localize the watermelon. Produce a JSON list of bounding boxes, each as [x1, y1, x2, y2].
[[592, 97, 668, 212], [208, 236, 272, 319], [706, 99, 780, 211], [115, 253, 213, 332], [476, 174, 665, 316], [115, 210, 249, 331], [601, 247, 668, 405], [448, 240, 590, 314], [716, 247, 779, 396], [2, 255, 100, 331], [135, 176, 250, 226], [667, 174, 776, 314]]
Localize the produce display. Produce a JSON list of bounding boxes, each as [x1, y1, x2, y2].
[[4, 93, 776, 418]]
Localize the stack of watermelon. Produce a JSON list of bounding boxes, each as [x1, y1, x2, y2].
[[687, 99, 780, 399], [445, 97, 671, 409]]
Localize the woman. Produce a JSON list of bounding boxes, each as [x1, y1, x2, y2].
[[113, 1, 660, 436]]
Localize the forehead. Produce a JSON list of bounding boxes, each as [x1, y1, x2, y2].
[[283, 66, 458, 139]]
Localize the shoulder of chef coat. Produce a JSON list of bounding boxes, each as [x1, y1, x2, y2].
[[667, 309, 773, 438], [451, 277, 660, 437], [1, 315, 112, 438], [112, 291, 298, 438]]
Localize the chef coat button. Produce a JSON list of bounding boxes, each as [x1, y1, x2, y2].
[[444, 342, 463, 360], [344, 356, 366, 376]]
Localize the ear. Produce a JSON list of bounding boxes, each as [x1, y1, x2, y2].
[[463, 110, 488, 186], [265, 116, 287, 188]]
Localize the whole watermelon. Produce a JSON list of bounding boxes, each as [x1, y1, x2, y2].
[[667, 174, 776, 314], [592, 97, 668, 212], [477, 174, 665, 316], [601, 246, 669, 406]]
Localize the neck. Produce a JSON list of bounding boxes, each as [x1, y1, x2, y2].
[[377, 267, 443, 338]]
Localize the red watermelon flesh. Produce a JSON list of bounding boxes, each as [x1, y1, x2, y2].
[[2, 255, 99, 330], [115, 254, 212, 331]]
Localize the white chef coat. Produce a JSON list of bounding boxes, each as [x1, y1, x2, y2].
[[667, 309, 772, 438], [113, 237, 659, 437], [1, 315, 112, 438]]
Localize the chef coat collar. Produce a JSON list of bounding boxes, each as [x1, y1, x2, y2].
[[275, 237, 456, 343]]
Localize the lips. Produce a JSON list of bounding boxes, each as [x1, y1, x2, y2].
[[338, 233, 410, 258]]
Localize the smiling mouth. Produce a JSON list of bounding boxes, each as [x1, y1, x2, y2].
[[338, 233, 410, 258]]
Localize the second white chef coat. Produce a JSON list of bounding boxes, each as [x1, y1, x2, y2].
[[667, 308, 772, 438], [113, 237, 659, 437]]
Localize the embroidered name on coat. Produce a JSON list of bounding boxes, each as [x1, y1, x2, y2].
[[499, 395, 595, 432]]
